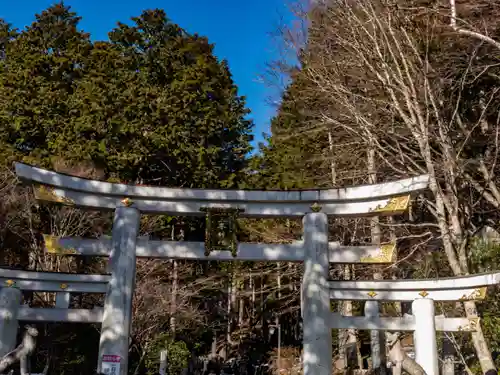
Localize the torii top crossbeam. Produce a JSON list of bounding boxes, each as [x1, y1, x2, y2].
[[15, 163, 429, 218]]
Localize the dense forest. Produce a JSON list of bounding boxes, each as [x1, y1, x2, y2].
[[0, 0, 499, 374]]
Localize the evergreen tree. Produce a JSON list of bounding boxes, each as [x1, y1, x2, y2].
[[0, 3, 91, 166], [101, 9, 253, 187], [0, 6, 253, 189], [0, 19, 16, 59], [250, 70, 330, 190]]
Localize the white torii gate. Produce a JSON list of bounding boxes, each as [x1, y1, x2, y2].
[[2, 162, 435, 375], [327, 273, 500, 375]]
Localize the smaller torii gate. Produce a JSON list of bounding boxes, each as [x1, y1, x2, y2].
[[327, 273, 500, 375]]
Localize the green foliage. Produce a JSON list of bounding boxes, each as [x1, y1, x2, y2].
[[247, 76, 327, 190], [144, 333, 190, 375], [469, 237, 500, 273], [0, 3, 92, 167], [468, 238, 500, 365], [0, 4, 252, 188]]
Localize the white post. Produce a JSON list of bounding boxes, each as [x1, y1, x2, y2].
[[364, 301, 386, 373], [159, 349, 167, 375], [302, 212, 332, 375], [98, 206, 140, 375], [0, 287, 22, 357], [55, 292, 70, 308], [412, 298, 438, 375]]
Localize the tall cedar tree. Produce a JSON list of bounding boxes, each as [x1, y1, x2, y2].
[[0, 6, 253, 189], [0, 5, 92, 165], [249, 72, 327, 190]]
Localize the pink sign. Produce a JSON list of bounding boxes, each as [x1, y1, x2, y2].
[[102, 355, 121, 374]]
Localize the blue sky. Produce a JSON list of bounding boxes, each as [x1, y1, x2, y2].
[[0, 0, 297, 150]]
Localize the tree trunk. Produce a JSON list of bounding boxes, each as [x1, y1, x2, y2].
[[169, 260, 178, 337], [442, 335, 455, 375], [387, 333, 426, 375], [0, 327, 38, 373], [329, 132, 360, 370], [463, 300, 495, 374], [19, 355, 29, 375], [339, 266, 358, 370], [237, 273, 245, 347], [250, 272, 255, 322], [435, 191, 494, 374], [276, 262, 282, 369], [226, 272, 233, 358], [328, 130, 337, 185], [422, 147, 495, 374], [238, 282, 245, 330], [368, 141, 387, 374]]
